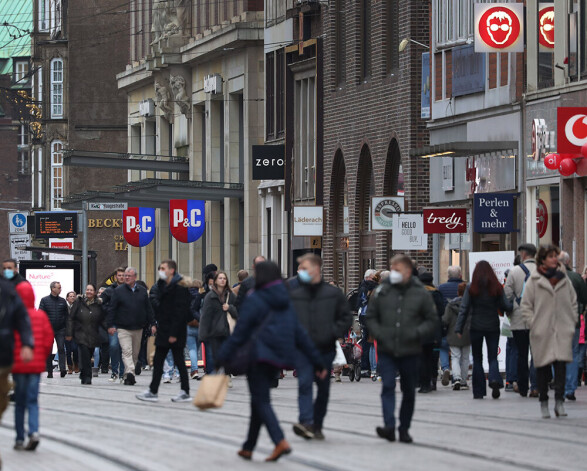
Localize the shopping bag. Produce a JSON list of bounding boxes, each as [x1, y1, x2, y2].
[[501, 317, 513, 338], [193, 373, 230, 410], [333, 340, 346, 367], [227, 313, 236, 335], [147, 336, 156, 367]]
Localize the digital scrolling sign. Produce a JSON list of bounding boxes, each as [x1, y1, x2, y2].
[[35, 212, 78, 239]]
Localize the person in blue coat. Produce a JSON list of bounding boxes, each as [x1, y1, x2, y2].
[[216, 261, 326, 463]]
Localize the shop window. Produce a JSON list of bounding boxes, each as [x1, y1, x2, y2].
[[51, 140, 63, 209], [536, 185, 560, 247]]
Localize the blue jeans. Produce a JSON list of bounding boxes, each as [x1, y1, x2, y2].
[[470, 330, 503, 397], [506, 337, 518, 384], [243, 363, 284, 451], [439, 337, 450, 371], [369, 344, 377, 373], [187, 326, 201, 374], [109, 332, 124, 376], [13, 374, 40, 442], [565, 327, 581, 395], [296, 350, 336, 429], [378, 352, 419, 431]]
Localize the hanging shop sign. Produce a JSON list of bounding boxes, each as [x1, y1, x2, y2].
[[474, 3, 524, 53], [122, 207, 156, 247], [557, 107, 587, 154], [392, 214, 428, 251], [293, 206, 323, 236], [423, 208, 467, 234], [252, 145, 285, 180], [169, 200, 206, 243], [421, 52, 431, 119], [371, 197, 404, 230], [538, 4, 555, 51], [474, 193, 514, 234]]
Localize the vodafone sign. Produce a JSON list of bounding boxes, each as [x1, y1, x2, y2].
[[474, 3, 524, 53], [557, 107, 587, 154]]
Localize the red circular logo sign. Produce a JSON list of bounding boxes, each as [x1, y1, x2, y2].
[[538, 6, 555, 48], [478, 6, 521, 49], [536, 199, 548, 239]]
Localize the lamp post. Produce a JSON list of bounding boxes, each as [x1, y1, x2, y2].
[[398, 38, 430, 52]]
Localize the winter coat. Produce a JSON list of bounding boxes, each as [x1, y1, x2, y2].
[[521, 264, 578, 368], [106, 283, 155, 330], [442, 297, 471, 347], [438, 278, 464, 303], [565, 267, 587, 322], [0, 279, 33, 368], [151, 274, 191, 347], [455, 286, 512, 334], [39, 293, 69, 332], [503, 260, 537, 330], [366, 277, 438, 358], [356, 279, 378, 312], [66, 296, 106, 349], [12, 282, 53, 374], [199, 289, 237, 341], [290, 281, 353, 354], [423, 283, 446, 343], [216, 281, 325, 371]]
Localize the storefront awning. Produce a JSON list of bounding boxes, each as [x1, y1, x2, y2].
[[64, 150, 189, 173], [61, 178, 244, 210], [410, 141, 518, 158]]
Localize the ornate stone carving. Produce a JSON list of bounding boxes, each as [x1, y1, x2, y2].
[[154, 79, 173, 122], [170, 75, 190, 118], [151, 0, 189, 46]]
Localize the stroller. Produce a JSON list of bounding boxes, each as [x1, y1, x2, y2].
[[339, 330, 363, 382]]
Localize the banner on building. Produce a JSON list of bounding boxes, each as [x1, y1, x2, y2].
[[474, 3, 524, 53], [371, 197, 404, 230], [557, 107, 587, 154], [539, 4, 555, 51], [252, 145, 285, 180], [293, 206, 323, 236], [421, 52, 431, 119], [392, 214, 428, 251], [474, 193, 514, 234], [169, 200, 206, 243], [123, 207, 156, 247], [423, 208, 467, 234]]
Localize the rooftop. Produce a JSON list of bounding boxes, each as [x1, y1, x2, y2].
[[0, 0, 32, 75]]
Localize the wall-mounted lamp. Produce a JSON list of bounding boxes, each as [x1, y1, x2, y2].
[[399, 38, 430, 53]]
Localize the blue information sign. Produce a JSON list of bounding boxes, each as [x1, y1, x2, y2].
[[474, 193, 514, 234]]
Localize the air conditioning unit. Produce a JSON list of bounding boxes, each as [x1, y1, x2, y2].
[[204, 74, 223, 95], [139, 99, 155, 117]]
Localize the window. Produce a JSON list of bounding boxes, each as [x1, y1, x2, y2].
[[334, 0, 346, 86], [51, 140, 63, 209], [37, 66, 43, 103], [294, 76, 316, 200], [435, 0, 476, 47], [568, 0, 587, 82], [17, 125, 30, 175], [266, 52, 275, 139], [360, 0, 371, 80], [50, 0, 62, 38], [38, 0, 50, 31], [50, 58, 63, 118], [14, 61, 29, 84], [265, 0, 286, 27], [265, 50, 285, 140], [386, 1, 399, 73]]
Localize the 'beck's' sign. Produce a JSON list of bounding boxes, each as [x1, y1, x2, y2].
[[169, 200, 205, 243], [474, 193, 514, 234], [423, 208, 467, 234]]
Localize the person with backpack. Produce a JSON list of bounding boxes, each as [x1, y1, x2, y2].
[[504, 243, 539, 398]]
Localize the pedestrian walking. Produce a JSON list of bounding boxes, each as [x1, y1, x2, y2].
[[231, 270, 249, 296], [290, 254, 353, 440], [66, 284, 106, 385], [39, 281, 69, 378], [442, 282, 470, 390], [357, 269, 379, 379], [2, 259, 26, 287], [12, 282, 53, 451], [455, 261, 512, 399], [216, 261, 327, 462], [0, 279, 33, 469], [101, 268, 126, 382], [521, 245, 578, 418], [64, 291, 79, 375], [136, 260, 192, 403], [106, 267, 156, 386], [504, 244, 539, 398], [366, 254, 438, 444], [234, 256, 266, 309]]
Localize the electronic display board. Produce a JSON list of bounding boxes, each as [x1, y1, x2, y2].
[[34, 212, 78, 239]]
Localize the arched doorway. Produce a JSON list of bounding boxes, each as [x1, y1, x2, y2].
[[357, 145, 375, 276], [331, 150, 349, 291], [384, 139, 402, 259]]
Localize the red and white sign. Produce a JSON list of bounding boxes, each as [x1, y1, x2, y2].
[[557, 107, 587, 154], [49, 238, 74, 261], [538, 4, 554, 50], [423, 208, 467, 234], [474, 3, 524, 53]]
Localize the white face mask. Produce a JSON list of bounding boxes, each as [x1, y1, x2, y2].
[[158, 270, 167, 280], [389, 270, 403, 285]]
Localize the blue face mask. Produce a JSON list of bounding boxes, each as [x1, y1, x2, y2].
[[3, 269, 15, 280], [298, 269, 313, 284]]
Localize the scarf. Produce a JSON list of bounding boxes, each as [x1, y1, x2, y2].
[[538, 265, 565, 287]]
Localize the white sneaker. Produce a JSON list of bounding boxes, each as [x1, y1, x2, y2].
[[136, 390, 159, 402], [108, 374, 118, 382], [162, 376, 172, 384], [171, 390, 191, 403]]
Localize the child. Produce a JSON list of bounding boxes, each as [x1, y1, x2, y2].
[[12, 282, 54, 451]]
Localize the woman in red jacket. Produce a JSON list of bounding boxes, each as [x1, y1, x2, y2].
[[12, 282, 54, 451]]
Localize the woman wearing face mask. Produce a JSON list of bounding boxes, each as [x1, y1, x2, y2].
[[521, 245, 577, 419], [198, 271, 238, 373], [66, 284, 106, 385]]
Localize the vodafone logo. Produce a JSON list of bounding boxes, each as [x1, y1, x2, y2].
[[479, 7, 520, 49], [538, 6, 554, 48], [565, 114, 587, 147], [558, 107, 587, 153]]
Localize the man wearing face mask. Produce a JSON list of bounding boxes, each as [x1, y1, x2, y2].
[[366, 254, 438, 444], [2, 259, 26, 287], [290, 254, 353, 441]]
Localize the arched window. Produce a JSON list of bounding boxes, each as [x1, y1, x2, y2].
[[357, 145, 375, 274], [331, 150, 349, 290], [50, 58, 63, 118], [51, 140, 63, 209]]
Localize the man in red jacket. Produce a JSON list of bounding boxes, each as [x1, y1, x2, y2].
[[12, 282, 54, 451]]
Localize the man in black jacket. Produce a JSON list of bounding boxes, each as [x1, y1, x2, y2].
[[39, 281, 68, 378], [290, 254, 352, 441], [234, 255, 265, 309], [101, 267, 125, 381], [107, 267, 155, 385], [137, 260, 192, 403], [2, 258, 27, 287]]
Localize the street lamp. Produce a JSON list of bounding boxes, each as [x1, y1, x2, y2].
[[398, 38, 430, 52]]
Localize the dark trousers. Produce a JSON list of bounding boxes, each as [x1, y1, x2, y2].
[[78, 344, 93, 383], [512, 330, 533, 395], [138, 330, 148, 368], [537, 361, 566, 402], [243, 363, 284, 451], [297, 350, 336, 429], [419, 343, 436, 389], [150, 344, 190, 395], [470, 330, 502, 397], [64, 338, 79, 367], [505, 337, 518, 384], [205, 338, 226, 373], [46, 329, 66, 373], [378, 352, 419, 431], [99, 342, 110, 371]]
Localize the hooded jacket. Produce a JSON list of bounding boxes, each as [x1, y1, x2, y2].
[[106, 283, 155, 330], [216, 281, 324, 370], [442, 296, 471, 347], [39, 293, 68, 332], [199, 288, 237, 341], [0, 279, 33, 368], [150, 274, 191, 347], [67, 296, 106, 348], [12, 282, 53, 374]]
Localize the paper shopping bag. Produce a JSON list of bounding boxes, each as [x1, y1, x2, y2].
[[193, 373, 230, 410], [147, 336, 156, 367]]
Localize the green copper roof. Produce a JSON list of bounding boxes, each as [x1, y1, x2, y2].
[[0, 0, 32, 74]]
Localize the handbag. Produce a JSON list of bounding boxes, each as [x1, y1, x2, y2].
[[333, 340, 346, 367], [501, 316, 513, 338], [147, 335, 156, 367], [193, 372, 230, 410]]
